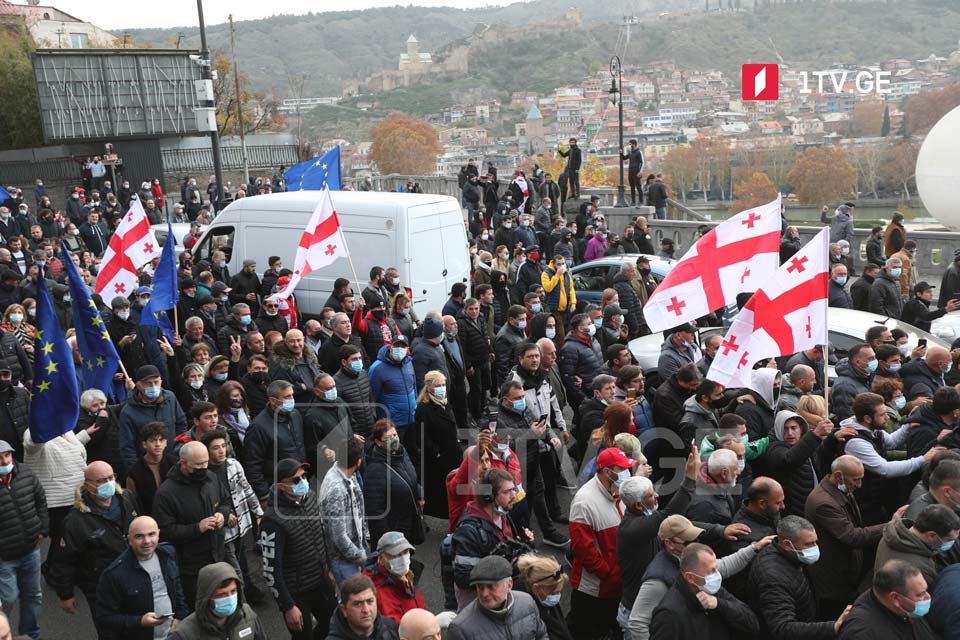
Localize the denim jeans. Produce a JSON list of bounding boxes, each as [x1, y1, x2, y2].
[[655, 206, 666, 220], [330, 559, 361, 587], [0, 547, 42, 640]]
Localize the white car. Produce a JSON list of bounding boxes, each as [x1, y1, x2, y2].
[[930, 312, 960, 345], [151, 222, 205, 249], [628, 307, 949, 386]]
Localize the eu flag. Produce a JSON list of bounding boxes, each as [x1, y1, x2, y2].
[[140, 220, 178, 341], [0, 186, 10, 203], [284, 146, 341, 191], [61, 240, 121, 398], [29, 275, 80, 443]]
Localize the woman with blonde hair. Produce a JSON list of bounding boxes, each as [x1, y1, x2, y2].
[[414, 370, 463, 518], [390, 291, 415, 340], [517, 553, 574, 640], [493, 244, 511, 274], [795, 394, 828, 429], [2, 303, 35, 362]]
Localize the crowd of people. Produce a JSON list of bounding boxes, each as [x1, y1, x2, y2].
[[4, 164, 960, 640]]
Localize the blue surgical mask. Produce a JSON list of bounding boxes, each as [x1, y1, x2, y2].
[[350, 360, 363, 372], [894, 396, 906, 410], [545, 328, 556, 339], [496, 442, 509, 453], [291, 478, 309, 497], [213, 372, 228, 382], [613, 468, 631, 488], [512, 398, 527, 413], [737, 459, 745, 473], [565, 259, 573, 268], [891, 268, 902, 278], [866, 359, 878, 373], [837, 483, 847, 494], [63, 295, 71, 303], [143, 385, 162, 399], [530, 303, 542, 313], [790, 541, 820, 565], [0, 463, 11, 476], [96, 480, 116, 500], [281, 398, 295, 413], [218, 261, 227, 269], [940, 539, 955, 552], [391, 347, 407, 361], [324, 388, 338, 402], [905, 596, 931, 618], [239, 315, 252, 326], [211, 593, 238, 618], [517, 319, 527, 330], [740, 435, 749, 444], [542, 593, 562, 607], [593, 318, 602, 329], [946, 363, 954, 375], [833, 277, 847, 286], [695, 571, 722, 595], [433, 385, 446, 399]]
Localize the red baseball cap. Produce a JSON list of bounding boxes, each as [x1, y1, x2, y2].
[[596, 448, 637, 470]]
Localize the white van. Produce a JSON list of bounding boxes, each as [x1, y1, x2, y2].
[[189, 191, 470, 316]]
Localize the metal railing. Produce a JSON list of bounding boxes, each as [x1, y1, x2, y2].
[[161, 144, 299, 174], [0, 158, 79, 185]]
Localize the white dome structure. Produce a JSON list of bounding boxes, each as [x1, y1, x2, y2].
[[917, 105, 960, 230]]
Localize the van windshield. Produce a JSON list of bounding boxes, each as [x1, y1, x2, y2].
[[193, 226, 236, 265]]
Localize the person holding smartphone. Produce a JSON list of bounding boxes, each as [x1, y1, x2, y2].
[[96, 515, 188, 639]]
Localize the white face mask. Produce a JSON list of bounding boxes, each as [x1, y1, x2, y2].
[[387, 553, 411, 576]]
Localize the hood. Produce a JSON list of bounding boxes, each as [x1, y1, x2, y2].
[[272, 341, 319, 368], [376, 343, 409, 366], [882, 518, 937, 558], [746, 367, 781, 410], [682, 394, 715, 419], [772, 409, 808, 442], [839, 415, 870, 434], [779, 374, 804, 398], [194, 562, 247, 632]]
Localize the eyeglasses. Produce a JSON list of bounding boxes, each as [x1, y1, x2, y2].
[[533, 569, 563, 585]]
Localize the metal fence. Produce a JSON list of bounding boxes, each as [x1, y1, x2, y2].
[[161, 144, 299, 174], [0, 158, 79, 185]]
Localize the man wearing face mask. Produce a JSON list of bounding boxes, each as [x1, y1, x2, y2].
[[748, 515, 849, 638], [901, 345, 953, 399], [494, 305, 528, 383], [153, 442, 233, 612], [364, 532, 425, 625], [47, 461, 138, 624], [118, 365, 188, 475], [648, 543, 759, 639], [304, 373, 354, 474], [512, 246, 543, 305], [229, 259, 262, 317], [838, 560, 936, 639], [760, 410, 838, 518], [903, 386, 960, 459], [216, 303, 258, 356], [829, 263, 854, 308], [261, 458, 338, 639], [829, 344, 878, 424], [685, 448, 742, 528], [567, 448, 636, 639], [869, 257, 905, 319], [242, 380, 307, 506], [559, 313, 604, 422], [876, 503, 960, 588], [540, 253, 576, 321], [353, 296, 401, 363], [657, 324, 702, 383], [168, 562, 266, 640]]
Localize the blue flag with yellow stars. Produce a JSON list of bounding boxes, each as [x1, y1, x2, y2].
[[61, 240, 121, 398], [140, 220, 178, 341], [284, 146, 341, 191], [0, 186, 10, 203], [29, 275, 80, 443]]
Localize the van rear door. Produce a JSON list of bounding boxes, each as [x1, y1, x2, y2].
[[407, 202, 470, 313]]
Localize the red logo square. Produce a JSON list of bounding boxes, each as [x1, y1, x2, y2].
[[742, 64, 779, 101]]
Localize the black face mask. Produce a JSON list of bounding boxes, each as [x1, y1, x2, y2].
[[372, 309, 386, 321], [189, 468, 207, 483], [638, 268, 651, 278], [246, 371, 269, 386]]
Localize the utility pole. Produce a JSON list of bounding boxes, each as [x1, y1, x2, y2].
[[196, 0, 225, 209], [610, 55, 627, 208], [229, 14, 249, 185]]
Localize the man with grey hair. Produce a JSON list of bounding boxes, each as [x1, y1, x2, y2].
[[869, 257, 904, 319], [153, 440, 233, 611], [687, 448, 740, 526], [319, 311, 364, 374], [829, 263, 853, 309], [748, 514, 850, 637], [779, 364, 816, 412], [613, 262, 643, 338], [217, 302, 257, 355]]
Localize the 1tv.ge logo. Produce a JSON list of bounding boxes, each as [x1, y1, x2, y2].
[[742, 63, 893, 101], [742, 64, 779, 101]]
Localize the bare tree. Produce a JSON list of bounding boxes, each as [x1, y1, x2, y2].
[[853, 142, 884, 199]]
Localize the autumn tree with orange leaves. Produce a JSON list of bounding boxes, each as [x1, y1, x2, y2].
[[369, 112, 442, 175], [787, 146, 857, 206], [730, 172, 777, 214]]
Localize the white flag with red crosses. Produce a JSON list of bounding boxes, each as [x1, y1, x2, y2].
[[94, 197, 160, 298]]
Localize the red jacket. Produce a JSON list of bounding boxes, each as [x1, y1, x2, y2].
[[363, 564, 424, 625], [569, 475, 624, 599], [445, 445, 523, 533]]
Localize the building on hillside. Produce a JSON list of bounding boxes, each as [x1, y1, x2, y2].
[[523, 103, 545, 155], [399, 35, 432, 72], [0, 0, 116, 47]]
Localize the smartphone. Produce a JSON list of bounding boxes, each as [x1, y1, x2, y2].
[[156, 611, 174, 619], [627, 388, 637, 399], [919, 338, 927, 348], [538, 414, 548, 423]]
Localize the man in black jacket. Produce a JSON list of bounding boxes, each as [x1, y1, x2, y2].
[[648, 175, 668, 220], [229, 259, 262, 317], [851, 264, 880, 312], [0, 371, 30, 462], [48, 461, 138, 624], [260, 458, 337, 640], [749, 515, 848, 639], [649, 543, 759, 639], [622, 140, 645, 206], [153, 441, 233, 612], [0, 440, 47, 640], [866, 226, 885, 267], [332, 345, 376, 440], [242, 380, 307, 503], [303, 373, 354, 475], [839, 559, 937, 639], [96, 515, 189, 640], [458, 301, 491, 420], [902, 281, 960, 332], [558, 138, 582, 200]]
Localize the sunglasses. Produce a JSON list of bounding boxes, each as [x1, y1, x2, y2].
[[534, 569, 563, 585]]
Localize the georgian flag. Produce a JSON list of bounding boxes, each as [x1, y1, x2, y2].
[[94, 197, 160, 298], [706, 228, 830, 388], [644, 195, 783, 333]]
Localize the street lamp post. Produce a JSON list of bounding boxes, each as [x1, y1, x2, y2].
[[197, 0, 225, 210], [609, 56, 628, 208]]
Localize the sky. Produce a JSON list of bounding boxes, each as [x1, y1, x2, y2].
[[48, 0, 522, 30]]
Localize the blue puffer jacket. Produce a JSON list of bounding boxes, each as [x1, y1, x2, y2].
[[368, 345, 417, 426]]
